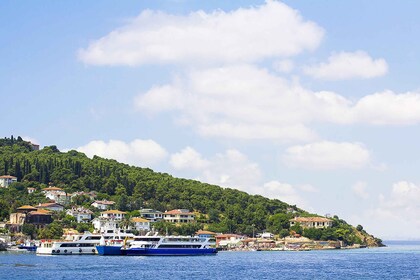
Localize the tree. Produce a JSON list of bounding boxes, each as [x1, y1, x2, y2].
[[22, 224, 36, 239]]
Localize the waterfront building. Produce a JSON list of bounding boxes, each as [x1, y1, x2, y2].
[[92, 210, 127, 233], [289, 217, 333, 229], [0, 175, 17, 188], [196, 230, 217, 239], [36, 202, 65, 212], [139, 208, 164, 222], [163, 209, 196, 223], [131, 217, 151, 232], [66, 207, 93, 223]]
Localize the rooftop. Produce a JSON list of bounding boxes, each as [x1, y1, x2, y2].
[[290, 217, 332, 223], [0, 175, 17, 179], [101, 210, 126, 214]]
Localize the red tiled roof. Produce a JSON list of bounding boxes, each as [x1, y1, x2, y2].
[[164, 209, 195, 215], [290, 217, 332, 223], [93, 200, 115, 205]]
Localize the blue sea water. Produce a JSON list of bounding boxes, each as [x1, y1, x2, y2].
[[0, 241, 419, 280]]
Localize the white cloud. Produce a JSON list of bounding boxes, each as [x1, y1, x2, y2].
[[304, 51, 388, 80], [76, 139, 167, 167], [170, 146, 210, 170], [273, 59, 294, 73], [352, 181, 370, 199], [262, 181, 312, 209], [135, 65, 420, 142], [354, 90, 420, 125], [78, 1, 324, 66], [363, 181, 420, 239], [283, 141, 371, 170], [198, 149, 262, 190]]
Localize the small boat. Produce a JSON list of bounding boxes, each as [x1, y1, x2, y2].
[[36, 230, 135, 255], [17, 241, 38, 252], [97, 234, 217, 256]]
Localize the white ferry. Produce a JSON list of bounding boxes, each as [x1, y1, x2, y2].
[[36, 230, 135, 255], [97, 234, 217, 256]]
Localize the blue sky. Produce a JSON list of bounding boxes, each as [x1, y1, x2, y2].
[[2, 1, 420, 240]]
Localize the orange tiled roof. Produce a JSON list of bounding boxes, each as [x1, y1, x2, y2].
[[42, 187, 63, 191], [131, 217, 149, 223], [17, 205, 37, 210], [196, 230, 216, 235], [0, 175, 17, 179], [101, 210, 126, 214]]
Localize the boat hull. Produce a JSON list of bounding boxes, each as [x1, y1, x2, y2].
[[96, 245, 126, 256], [123, 248, 217, 256]]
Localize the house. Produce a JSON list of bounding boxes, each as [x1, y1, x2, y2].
[[25, 210, 53, 230], [92, 210, 127, 233], [91, 200, 115, 210], [139, 208, 163, 222], [289, 217, 333, 229], [70, 191, 97, 201], [0, 175, 17, 188], [131, 217, 150, 233], [8, 206, 52, 232], [215, 234, 244, 247], [196, 230, 217, 239], [42, 187, 68, 205], [36, 202, 64, 212], [66, 207, 93, 223], [100, 210, 126, 220], [27, 187, 36, 194], [163, 209, 195, 223]]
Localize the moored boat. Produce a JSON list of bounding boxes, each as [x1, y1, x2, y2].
[[125, 235, 216, 256], [36, 230, 134, 255]]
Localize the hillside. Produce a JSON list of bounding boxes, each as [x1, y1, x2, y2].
[[0, 136, 383, 246]]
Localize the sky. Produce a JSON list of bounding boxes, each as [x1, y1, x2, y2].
[[1, 0, 420, 240]]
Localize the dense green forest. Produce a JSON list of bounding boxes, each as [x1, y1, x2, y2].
[[0, 136, 383, 246]]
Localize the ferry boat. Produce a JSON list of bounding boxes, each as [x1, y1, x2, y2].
[[97, 234, 217, 256], [36, 230, 134, 255]]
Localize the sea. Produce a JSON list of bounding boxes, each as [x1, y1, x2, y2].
[[0, 241, 419, 280]]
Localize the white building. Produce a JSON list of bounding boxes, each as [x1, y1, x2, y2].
[[92, 210, 127, 233], [163, 209, 196, 223], [0, 175, 17, 188], [91, 200, 115, 210], [66, 207, 93, 223], [289, 217, 333, 229], [131, 217, 150, 232], [36, 202, 64, 212], [139, 208, 163, 222], [42, 187, 68, 205]]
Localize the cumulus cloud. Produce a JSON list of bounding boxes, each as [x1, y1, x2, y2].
[[169, 147, 313, 209], [78, 1, 324, 66], [170, 146, 210, 170], [76, 139, 167, 167], [135, 64, 420, 142], [363, 181, 420, 239], [283, 141, 371, 170], [304, 51, 388, 80], [354, 91, 420, 125]]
